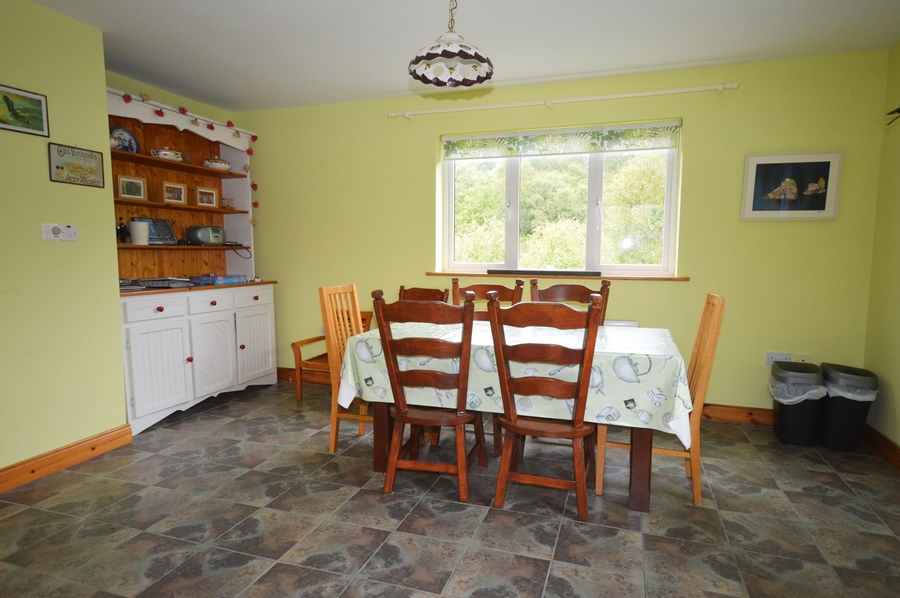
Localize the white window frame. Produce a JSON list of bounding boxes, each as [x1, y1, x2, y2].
[[443, 142, 680, 277]]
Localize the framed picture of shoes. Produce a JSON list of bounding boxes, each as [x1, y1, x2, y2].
[[741, 152, 841, 220]]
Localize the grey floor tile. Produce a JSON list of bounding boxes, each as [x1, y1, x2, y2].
[[280, 519, 390, 575], [359, 532, 465, 594], [545, 561, 643, 597], [470, 508, 558, 559], [643, 535, 745, 596], [212, 507, 319, 559], [137, 547, 272, 597], [734, 550, 846, 598], [442, 545, 549, 598], [239, 562, 350, 598], [807, 524, 900, 576]]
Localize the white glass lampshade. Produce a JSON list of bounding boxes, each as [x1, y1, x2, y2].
[[408, 31, 493, 88]]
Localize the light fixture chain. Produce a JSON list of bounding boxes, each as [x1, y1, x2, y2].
[[448, 0, 457, 31]]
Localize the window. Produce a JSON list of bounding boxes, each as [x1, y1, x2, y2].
[[443, 121, 680, 276]]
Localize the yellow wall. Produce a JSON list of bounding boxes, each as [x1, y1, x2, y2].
[[238, 51, 889, 425], [0, 0, 124, 467], [865, 40, 900, 442]]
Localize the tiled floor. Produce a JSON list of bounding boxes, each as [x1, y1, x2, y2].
[[2, 382, 899, 597]]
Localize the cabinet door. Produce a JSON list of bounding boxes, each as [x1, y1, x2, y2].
[[190, 311, 237, 398], [126, 319, 193, 418], [236, 305, 276, 383]]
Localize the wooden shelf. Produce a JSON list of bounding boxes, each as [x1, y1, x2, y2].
[[117, 244, 250, 251], [111, 149, 247, 179], [114, 198, 249, 214]]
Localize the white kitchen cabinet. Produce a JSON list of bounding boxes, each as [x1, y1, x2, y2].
[[236, 306, 276, 383], [126, 318, 193, 418], [190, 311, 238, 398], [121, 283, 277, 434]]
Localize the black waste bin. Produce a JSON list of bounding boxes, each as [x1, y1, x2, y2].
[[816, 363, 879, 451], [769, 361, 826, 446]]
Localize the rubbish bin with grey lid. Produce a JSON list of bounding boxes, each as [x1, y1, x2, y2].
[[816, 363, 878, 451], [768, 361, 827, 446]]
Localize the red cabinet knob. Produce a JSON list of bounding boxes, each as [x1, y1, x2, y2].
[[156, 306, 165, 312], [253, 295, 259, 301], [186, 356, 193, 363], [240, 344, 246, 350], [210, 300, 217, 306]]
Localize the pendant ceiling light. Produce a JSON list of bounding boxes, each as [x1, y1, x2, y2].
[[408, 0, 493, 88]]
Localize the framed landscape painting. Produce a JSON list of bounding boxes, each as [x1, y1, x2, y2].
[[741, 152, 841, 220], [0, 83, 49, 137]]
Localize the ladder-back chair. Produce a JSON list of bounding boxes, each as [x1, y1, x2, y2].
[[529, 278, 611, 324], [373, 289, 487, 502], [398, 286, 449, 302], [488, 291, 604, 521]]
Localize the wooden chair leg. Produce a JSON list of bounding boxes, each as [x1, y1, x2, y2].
[[328, 391, 341, 454], [493, 428, 516, 509], [595, 424, 608, 495], [358, 401, 369, 435], [430, 427, 441, 446], [455, 424, 470, 502], [409, 425, 420, 461], [383, 420, 405, 495], [572, 437, 588, 522], [492, 416, 503, 454], [294, 374, 303, 402], [689, 442, 702, 506], [472, 416, 488, 467]]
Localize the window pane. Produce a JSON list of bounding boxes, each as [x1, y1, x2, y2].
[[519, 155, 588, 270], [601, 150, 667, 266], [453, 159, 506, 264]]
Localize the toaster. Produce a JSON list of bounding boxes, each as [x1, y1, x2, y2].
[[185, 225, 225, 245]]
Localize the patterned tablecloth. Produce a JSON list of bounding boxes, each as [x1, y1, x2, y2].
[[338, 321, 692, 448]]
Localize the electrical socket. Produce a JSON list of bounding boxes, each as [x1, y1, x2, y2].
[[795, 353, 812, 363], [765, 352, 792, 366]]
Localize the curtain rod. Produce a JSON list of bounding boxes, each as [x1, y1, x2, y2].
[[388, 82, 739, 120]]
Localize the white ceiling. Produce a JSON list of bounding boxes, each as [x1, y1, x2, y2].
[[36, 0, 900, 112]]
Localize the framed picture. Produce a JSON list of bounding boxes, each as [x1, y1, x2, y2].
[[197, 187, 217, 207], [116, 175, 146, 200], [1, 83, 49, 137], [48, 143, 104, 187], [741, 152, 842, 220], [163, 182, 187, 204]]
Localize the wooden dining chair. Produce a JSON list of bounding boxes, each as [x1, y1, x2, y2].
[[372, 289, 487, 502], [595, 293, 725, 506], [398, 286, 450, 302], [291, 311, 372, 403], [488, 291, 604, 522], [452, 278, 525, 453], [320, 284, 374, 453], [530, 278, 611, 324], [451, 278, 524, 321]]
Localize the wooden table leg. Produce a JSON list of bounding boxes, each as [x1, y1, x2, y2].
[[372, 403, 392, 473], [629, 427, 653, 512]]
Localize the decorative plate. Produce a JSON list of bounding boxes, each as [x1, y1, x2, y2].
[[110, 126, 139, 153]]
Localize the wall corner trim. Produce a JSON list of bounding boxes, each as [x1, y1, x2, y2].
[[0, 425, 132, 494]]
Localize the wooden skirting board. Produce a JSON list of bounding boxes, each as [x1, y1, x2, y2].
[[0, 425, 132, 494]]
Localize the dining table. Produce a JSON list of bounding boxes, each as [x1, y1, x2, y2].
[[337, 320, 693, 512]]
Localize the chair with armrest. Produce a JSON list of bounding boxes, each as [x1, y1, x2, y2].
[[291, 311, 372, 403], [373, 289, 487, 502], [452, 277, 525, 453], [398, 286, 450, 302], [530, 278, 611, 324], [595, 293, 725, 506], [320, 284, 374, 453], [487, 290, 603, 522]]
